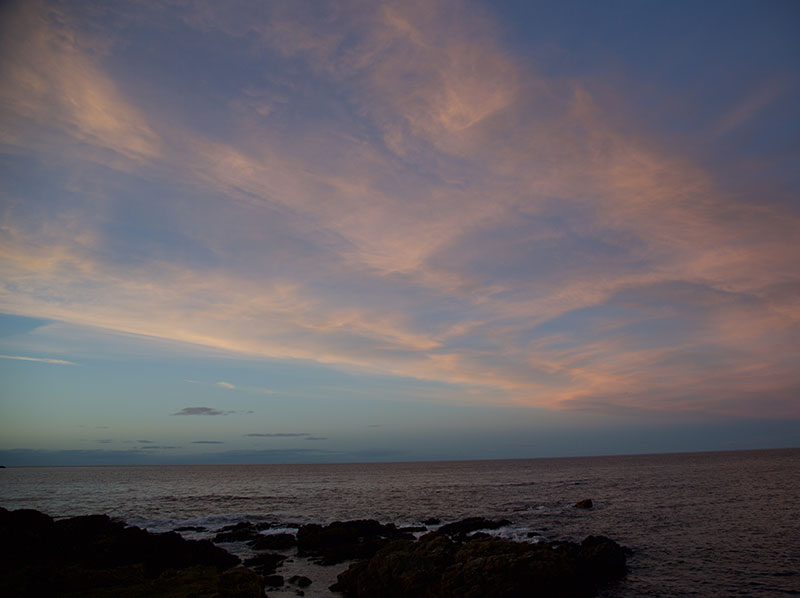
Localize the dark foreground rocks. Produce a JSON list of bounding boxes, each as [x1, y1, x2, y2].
[[1, 508, 627, 598], [331, 532, 627, 598], [0, 507, 261, 597], [296, 518, 414, 564]]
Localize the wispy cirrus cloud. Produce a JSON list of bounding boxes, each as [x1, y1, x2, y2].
[[0, 354, 76, 365], [0, 0, 797, 421], [0, 0, 160, 162]]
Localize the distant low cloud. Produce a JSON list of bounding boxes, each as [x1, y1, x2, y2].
[[139, 445, 181, 449], [244, 432, 311, 437], [0, 355, 76, 365], [305, 436, 328, 441], [137, 439, 154, 443], [191, 440, 225, 444], [172, 407, 230, 416]]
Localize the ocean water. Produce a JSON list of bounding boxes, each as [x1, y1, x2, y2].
[[1, 448, 798, 597]]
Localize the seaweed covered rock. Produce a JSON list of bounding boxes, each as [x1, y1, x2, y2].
[[296, 519, 413, 564], [331, 533, 627, 598], [0, 507, 259, 597]]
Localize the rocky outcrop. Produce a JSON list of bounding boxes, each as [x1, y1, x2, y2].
[[289, 574, 312, 587], [0, 507, 260, 597], [263, 574, 285, 587], [331, 533, 627, 597], [296, 519, 413, 564], [242, 551, 287, 575], [248, 531, 297, 550], [434, 516, 512, 540], [574, 499, 594, 509], [174, 525, 208, 532], [213, 521, 264, 543]]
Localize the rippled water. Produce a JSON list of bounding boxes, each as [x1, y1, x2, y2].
[[1, 448, 798, 597]]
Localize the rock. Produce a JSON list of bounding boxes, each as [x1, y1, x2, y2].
[[435, 517, 511, 540], [296, 519, 412, 565], [0, 507, 258, 597], [574, 499, 594, 509], [249, 532, 297, 550], [243, 552, 287, 575], [174, 525, 208, 532], [331, 533, 627, 598], [422, 517, 441, 525], [48, 513, 239, 575], [263, 574, 285, 587], [578, 535, 628, 583], [398, 525, 428, 533], [214, 521, 261, 543], [289, 574, 312, 587], [217, 567, 267, 598]]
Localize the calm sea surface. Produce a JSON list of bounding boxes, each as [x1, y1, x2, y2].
[[1, 448, 798, 597]]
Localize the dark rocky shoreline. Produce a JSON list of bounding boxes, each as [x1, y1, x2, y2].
[[0, 507, 627, 597]]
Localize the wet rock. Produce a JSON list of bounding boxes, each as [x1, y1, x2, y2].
[[249, 532, 297, 550], [263, 574, 285, 587], [243, 552, 287, 575], [214, 521, 261, 543], [296, 519, 412, 565], [575, 499, 594, 509], [578, 535, 628, 583], [435, 516, 512, 540], [332, 533, 627, 598], [289, 574, 312, 587], [398, 525, 428, 533], [174, 525, 208, 532]]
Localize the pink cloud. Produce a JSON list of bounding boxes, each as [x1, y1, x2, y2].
[[1, 0, 798, 420]]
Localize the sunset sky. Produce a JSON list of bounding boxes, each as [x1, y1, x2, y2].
[[1, 0, 798, 466]]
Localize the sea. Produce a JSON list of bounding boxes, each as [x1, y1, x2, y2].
[[1, 448, 798, 597]]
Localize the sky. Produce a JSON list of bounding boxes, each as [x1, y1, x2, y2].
[[1, 0, 798, 466]]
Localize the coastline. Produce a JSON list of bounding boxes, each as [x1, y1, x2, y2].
[[0, 507, 627, 597]]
